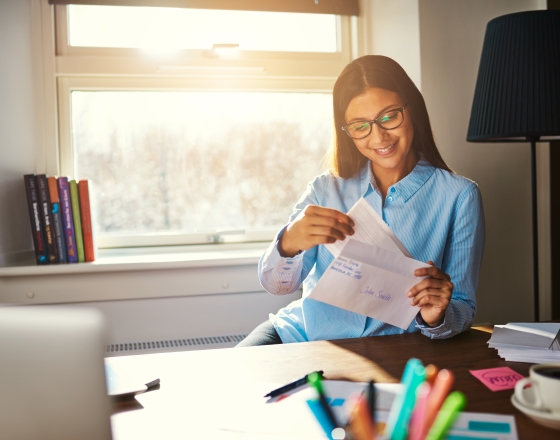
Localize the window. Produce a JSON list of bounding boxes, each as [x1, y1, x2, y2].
[[54, 3, 354, 248]]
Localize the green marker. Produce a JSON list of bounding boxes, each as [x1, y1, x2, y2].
[[426, 391, 467, 440], [307, 371, 339, 430]]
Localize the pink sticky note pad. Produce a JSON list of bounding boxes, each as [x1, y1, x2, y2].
[[469, 367, 524, 391]]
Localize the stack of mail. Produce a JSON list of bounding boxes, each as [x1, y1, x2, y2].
[[488, 322, 560, 363]]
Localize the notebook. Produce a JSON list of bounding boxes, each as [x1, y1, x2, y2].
[[0, 306, 113, 440]]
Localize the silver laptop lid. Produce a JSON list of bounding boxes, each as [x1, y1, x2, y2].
[[0, 306, 112, 440]]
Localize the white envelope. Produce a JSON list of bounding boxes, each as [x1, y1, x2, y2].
[[325, 197, 412, 258], [310, 239, 430, 330]]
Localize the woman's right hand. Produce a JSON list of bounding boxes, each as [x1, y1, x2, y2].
[[278, 205, 355, 258]]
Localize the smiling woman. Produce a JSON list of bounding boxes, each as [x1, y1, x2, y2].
[[238, 55, 486, 347]]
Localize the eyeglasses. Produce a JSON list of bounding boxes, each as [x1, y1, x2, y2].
[[342, 105, 407, 140]]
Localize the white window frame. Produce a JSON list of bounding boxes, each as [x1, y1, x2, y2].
[[47, 2, 355, 249]]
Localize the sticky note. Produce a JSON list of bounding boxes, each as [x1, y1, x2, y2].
[[469, 367, 523, 391]]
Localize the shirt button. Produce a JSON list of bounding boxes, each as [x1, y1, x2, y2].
[[390, 187, 396, 193], [388, 196, 393, 202]]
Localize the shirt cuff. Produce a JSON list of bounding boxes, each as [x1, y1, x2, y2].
[[415, 308, 454, 339], [261, 225, 304, 272]]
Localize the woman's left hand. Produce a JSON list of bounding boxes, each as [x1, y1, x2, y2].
[[407, 261, 453, 327]]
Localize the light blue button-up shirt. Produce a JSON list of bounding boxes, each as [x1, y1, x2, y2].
[[259, 158, 485, 343]]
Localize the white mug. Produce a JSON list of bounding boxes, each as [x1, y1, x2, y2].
[[514, 363, 560, 414]]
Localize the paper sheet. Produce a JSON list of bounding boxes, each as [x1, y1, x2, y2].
[[310, 239, 429, 329], [131, 380, 519, 440], [131, 380, 400, 439], [325, 198, 411, 258]]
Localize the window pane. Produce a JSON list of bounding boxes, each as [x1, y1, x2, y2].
[[72, 91, 332, 234], [68, 5, 338, 53]]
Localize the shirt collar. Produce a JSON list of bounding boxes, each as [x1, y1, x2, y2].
[[360, 157, 436, 202]]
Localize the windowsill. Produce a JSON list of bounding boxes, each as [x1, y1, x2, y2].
[[0, 242, 268, 277]]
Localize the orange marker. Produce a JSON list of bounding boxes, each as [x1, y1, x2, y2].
[[424, 369, 455, 433], [347, 394, 375, 440], [425, 364, 438, 385]]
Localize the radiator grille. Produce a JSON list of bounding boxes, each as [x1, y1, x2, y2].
[[105, 334, 247, 355]]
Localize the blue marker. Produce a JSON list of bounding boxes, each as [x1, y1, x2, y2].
[[306, 399, 336, 439], [386, 358, 426, 440]]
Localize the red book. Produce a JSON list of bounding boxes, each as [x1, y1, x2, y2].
[[78, 180, 95, 262]]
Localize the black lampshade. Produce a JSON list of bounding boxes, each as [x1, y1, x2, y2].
[[467, 10, 560, 142]]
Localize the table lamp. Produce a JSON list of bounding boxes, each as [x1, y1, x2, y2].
[[467, 10, 560, 321]]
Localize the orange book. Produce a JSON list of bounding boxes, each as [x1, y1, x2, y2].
[[78, 180, 95, 262]]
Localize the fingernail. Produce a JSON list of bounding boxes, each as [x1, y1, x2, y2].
[[407, 291, 412, 297]]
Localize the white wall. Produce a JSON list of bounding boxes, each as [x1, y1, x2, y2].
[[0, 0, 41, 264], [358, 0, 422, 89], [362, 0, 547, 324], [418, 0, 547, 324]]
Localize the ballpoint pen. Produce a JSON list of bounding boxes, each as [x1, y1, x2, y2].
[[366, 380, 376, 426], [264, 370, 324, 398]]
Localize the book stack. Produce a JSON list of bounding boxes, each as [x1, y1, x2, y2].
[[488, 322, 560, 363], [24, 175, 96, 265]]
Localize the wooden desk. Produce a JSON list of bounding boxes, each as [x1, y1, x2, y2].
[[110, 329, 558, 439]]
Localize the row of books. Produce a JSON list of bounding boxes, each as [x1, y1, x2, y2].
[[24, 174, 96, 265]]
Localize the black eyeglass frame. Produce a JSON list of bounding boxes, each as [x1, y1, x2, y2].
[[341, 105, 407, 140]]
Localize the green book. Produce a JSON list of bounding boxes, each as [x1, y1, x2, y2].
[[69, 180, 85, 263]]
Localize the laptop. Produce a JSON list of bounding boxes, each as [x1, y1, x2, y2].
[[0, 306, 113, 440]]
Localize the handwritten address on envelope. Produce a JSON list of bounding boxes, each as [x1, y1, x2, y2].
[[309, 239, 430, 330]]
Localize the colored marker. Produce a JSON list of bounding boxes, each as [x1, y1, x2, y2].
[[347, 394, 375, 440], [424, 369, 455, 433], [307, 371, 339, 429], [426, 391, 467, 440], [386, 358, 421, 436], [425, 364, 438, 385], [408, 382, 431, 440], [306, 398, 336, 438], [386, 358, 426, 440], [264, 370, 324, 398]]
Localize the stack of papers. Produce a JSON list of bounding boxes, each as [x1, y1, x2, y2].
[[488, 322, 560, 363]]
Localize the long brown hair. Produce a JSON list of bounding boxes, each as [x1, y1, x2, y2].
[[330, 55, 452, 178]]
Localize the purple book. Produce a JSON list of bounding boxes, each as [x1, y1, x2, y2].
[[57, 177, 78, 263]]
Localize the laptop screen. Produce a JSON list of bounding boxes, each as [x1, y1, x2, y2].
[[0, 306, 113, 440]]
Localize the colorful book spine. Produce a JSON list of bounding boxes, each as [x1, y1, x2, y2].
[[47, 176, 67, 264], [57, 177, 78, 263], [69, 179, 85, 263], [24, 174, 48, 265], [36, 174, 59, 264], [78, 180, 95, 262]]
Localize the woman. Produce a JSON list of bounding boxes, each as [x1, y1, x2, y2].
[[238, 55, 485, 346]]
